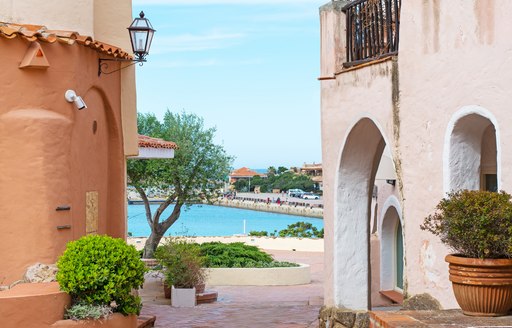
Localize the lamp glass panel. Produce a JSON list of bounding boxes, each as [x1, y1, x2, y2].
[[131, 31, 148, 53]]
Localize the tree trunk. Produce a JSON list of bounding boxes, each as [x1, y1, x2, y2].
[[142, 200, 183, 258], [142, 231, 164, 258]]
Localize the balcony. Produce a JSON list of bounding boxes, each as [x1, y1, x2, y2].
[[342, 0, 401, 68]]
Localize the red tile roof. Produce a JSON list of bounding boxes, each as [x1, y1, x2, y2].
[[229, 167, 265, 178], [0, 22, 132, 59], [138, 134, 178, 149]]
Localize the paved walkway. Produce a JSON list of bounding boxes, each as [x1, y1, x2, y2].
[[140, 250, 324, 328]]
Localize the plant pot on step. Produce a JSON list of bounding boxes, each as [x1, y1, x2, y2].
[[164, 282, 204, 298], [446, 255, 512, 317], [171, 286, 196, 307], [422, 190, 512, 317]]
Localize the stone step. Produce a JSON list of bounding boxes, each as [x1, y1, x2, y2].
[[137, 315, 156, 328]]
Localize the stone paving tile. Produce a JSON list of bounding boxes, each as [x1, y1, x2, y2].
[[140, 250, 323, 328], [143, 303, 320, 328]]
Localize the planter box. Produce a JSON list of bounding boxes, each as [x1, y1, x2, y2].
[[52, 313, 137, 327], [171, 286, 196, 307], [206, 263, 310, 286]]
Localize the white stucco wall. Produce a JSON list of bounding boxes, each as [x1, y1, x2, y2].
[[321, 0, 512, 310], [0, 0, 94, 36]]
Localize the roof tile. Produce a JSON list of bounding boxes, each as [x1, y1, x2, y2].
[[0, 22, 132, 59], [138, 134, 178, 150]]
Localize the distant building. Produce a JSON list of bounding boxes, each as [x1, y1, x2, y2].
[[300, 163, 323, 190], [132, 134, 178, 159], [228, 167, 267, 184]]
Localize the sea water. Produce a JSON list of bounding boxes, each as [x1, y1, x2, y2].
[[127, 204, 323, 237]]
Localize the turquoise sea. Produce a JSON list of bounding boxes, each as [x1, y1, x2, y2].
[[127, 204, 323, 237]]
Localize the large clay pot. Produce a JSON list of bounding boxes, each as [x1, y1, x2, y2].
[[446, 254, 512, 317]]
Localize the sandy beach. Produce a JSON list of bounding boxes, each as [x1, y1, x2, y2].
[[127, 235, 324, 252]]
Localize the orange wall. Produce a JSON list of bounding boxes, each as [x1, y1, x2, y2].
[[0, 38, 126, 284]]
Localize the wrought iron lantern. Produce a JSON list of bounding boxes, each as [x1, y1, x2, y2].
[[98, 11, 155, 76], [128, 11, 155, 62]]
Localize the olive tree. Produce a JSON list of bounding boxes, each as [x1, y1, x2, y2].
[[128, 111, 233, 258]]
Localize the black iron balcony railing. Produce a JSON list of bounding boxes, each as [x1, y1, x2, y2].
[[342, 0, 401, 67]]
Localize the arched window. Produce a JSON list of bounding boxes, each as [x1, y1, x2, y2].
[[445, 107, 500, 193]]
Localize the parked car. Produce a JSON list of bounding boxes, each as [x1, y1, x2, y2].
[[287, 189, 305, 197], [302, 192, 320, 200]]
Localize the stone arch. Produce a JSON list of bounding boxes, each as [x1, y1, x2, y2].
[[334, 117, 390, 310], [443, 106, 500, 192], [379, 196, 404, 292]]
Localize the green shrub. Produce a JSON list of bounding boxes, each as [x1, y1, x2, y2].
[[248, 230, 268, 237], [199, 242, 276, 268], [56, 235, 146, 315], [278, 222, 323, 238], [421, 190, 512, 259], [155, 238, 207, 288]]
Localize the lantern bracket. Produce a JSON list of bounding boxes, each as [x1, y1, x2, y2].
[[98, 58, 145, 76], [97, 11, 154, 77]]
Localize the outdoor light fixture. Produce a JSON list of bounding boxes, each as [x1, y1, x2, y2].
[[65, 90, 87, 110], [98, 11, 155, 76], [386, 179, 396, 186]]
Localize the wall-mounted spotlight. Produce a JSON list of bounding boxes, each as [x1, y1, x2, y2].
[[65, 90, 87, 110], [98, 11, 155, 76]]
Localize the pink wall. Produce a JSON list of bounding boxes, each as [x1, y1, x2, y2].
[[320, 0, 512, 309]]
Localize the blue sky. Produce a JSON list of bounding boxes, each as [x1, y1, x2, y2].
[[132, 0, 327, 169]]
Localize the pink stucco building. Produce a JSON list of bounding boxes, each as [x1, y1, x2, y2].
[[319, 0, 505, 320]]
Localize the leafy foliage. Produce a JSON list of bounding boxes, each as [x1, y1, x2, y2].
[[233, 167, 315, 193], [128, 111, 233, 258], [56, 235, 146, 315], [198, 242, 297, 268], [421, 190, 512, 259], [64, 303, 112, 321], [278, 222, 324, 238], [248, 230, 269, 237], [155, 238, 207, 288], [249, 222, 324, 238]]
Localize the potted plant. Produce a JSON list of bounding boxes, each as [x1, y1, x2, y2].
[[421, 190, 512, 317], [155, 238, 207, 307], [55, 235, 146, 327]]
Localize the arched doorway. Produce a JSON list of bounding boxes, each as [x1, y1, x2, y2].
[[445, 107, 499, 192], [334, 117, 388, 310], [379, 197, 404, 293]]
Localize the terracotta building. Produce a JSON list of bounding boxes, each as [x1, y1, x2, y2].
[[229, 167, 267, 184], [319, 0, 507, 319], [0, 1, 141, 326], [300, 163, 323, 190]]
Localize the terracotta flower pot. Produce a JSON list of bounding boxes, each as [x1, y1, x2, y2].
[[163, 282, 171, 299], [446, 254, 512, 317]]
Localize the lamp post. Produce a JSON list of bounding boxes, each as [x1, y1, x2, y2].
[[98, 11, 155, 76]]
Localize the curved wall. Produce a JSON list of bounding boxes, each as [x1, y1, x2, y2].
[[0, 37, 125, 284]]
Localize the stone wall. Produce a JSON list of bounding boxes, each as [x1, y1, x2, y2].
[[319, 306, 369, 328], [215, 199, 323, 219]]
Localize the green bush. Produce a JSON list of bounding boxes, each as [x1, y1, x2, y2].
[[199, 242, 299, 268], [421, 190, 512, 259], [199, 242, 273, 268], [155, 238, 207, 288], [56, 235, 146, 315], [278, 222, 323, 238], [248, 230, 268, 237]]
